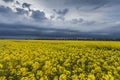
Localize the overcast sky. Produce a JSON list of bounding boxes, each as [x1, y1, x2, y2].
[[0, 0, 120, 39]]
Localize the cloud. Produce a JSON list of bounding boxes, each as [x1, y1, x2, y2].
[[2, 0, 14, 3], [0, 0, 120, 39], [0, 5, 33, 25], [72, 18, 84, 24], [53, 8, 69, 16], [0, 3, 48, 24], [50, 15, 55, 20], [65, 0, 108, 5], [0, 6, 12, 14], [57, 16, 64, 21], [16, 1, 20, 5], [52, 8, 69, 21], [71, 18, 96, 26], [16, 8, 28, 15], [0, 6, 18, 24], [1, 23, 120, 39], [0, 23, 82, 39], [31, 10, 47, 21], [22, 3, 31, 11], [65, 0, 109, 10]]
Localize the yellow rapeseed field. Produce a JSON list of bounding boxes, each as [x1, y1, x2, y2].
[[0, 40, 120, 80]]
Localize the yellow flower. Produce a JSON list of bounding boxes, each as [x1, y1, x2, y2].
[[0, 76, 6, 80], [59, 74, 67, 80], [0, 63, 3, 69], [87, 74, 95, 80]]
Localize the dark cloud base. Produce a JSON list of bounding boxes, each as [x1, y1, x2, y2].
[[3, 0, 14, 3], [0, 23, 119, 40]]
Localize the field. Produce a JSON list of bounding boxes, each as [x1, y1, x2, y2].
[[0, 40, 120, 80]]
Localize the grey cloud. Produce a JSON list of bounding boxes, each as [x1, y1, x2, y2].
[[31, 0, 120, 12], [50, 15, 55, 20], [31, 10, 47, 21], [0, 5, 31, 25], [35, 0, 109, 11], [53, 8, 69, 16], [0, 0, 120, 39], [97, 24, 120, 33], [22, 3, 31, 11], [1, 23, 120, 39], [71, 18, 95, 25], [72, 18, 84, 24], [0, 23, 81, 38], [57, 16, 64, 21], [65, 0, 110, 10], [0, 5, 17, 23], [16, 8, 28, 15], [53, 8, 68, 21], [2, 0, 14, 3], [83, 21, 96, 25], [16, 1, 20, 5], [0, 6, 12, 14], [67, 0, 109, 5], [0, 4, 48, 24]]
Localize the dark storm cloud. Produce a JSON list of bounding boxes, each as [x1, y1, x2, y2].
[[16, 8, 28, 15], [0, 5, 18, 24], [0, 5, 30, 24], [0, 6, 12, 13], [0, 4, 47, 24], [22, 3, 31, 8], [53, 8, 68, 21], [0, 0, 120, 39], [22, 3, 31, 11], [1, 23, 119, 39], [53, 8, 69, 16], [0, 23, 82, 38], [16, 1, 20, 5], [31, 10, 47, 21], [2, 0, 14, 3]]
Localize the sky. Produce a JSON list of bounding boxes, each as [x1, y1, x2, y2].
[[0, 0, 120, 39]]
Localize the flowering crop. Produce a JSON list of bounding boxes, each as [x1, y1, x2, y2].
[[0, 40, 120, 80]]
